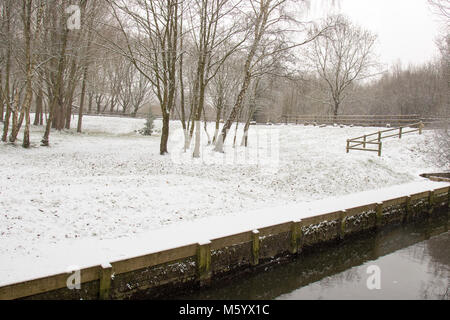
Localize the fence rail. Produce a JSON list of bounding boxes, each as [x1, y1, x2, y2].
[[279, 114, 449, 128], [346, 122, 424, 157]]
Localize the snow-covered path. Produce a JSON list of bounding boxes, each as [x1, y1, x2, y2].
[[0, 115, 447, 284]]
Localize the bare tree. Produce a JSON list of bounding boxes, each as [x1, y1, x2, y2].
[[77, 0, 99, 133], [305, 14, 378, 118], [1, 0, 13, 141], [21, 0, 33, 148], [209, 53, 242, 144], [116, 61, 151, 117], [214, 0, 329, 152], [428, 0, 450, 19], [106, 0, 180, 155], [187, 0, 245, 158], [41, 0, 70, 146]]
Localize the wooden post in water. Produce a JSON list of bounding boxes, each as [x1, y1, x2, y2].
[[428, 190, 435, 216], [448, 186, 450, 210], [197, 241, 212, 287], [251, 230, 260, 266], [290, 220, 302, 254], [376, 202, 384, 228], [339, 211, 347, 240], [404, 196, 412, 223], [99, 263, 112, 300]]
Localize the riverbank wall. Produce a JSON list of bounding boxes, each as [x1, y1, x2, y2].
[[0, 185, 448, 300]]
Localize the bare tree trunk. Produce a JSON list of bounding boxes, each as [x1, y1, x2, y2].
[[161, 111, 170, 155], [77, 3, 93, 133], [65, 96, 73, 129], [64, 61, 81, 130], [42, 24, 69, 146], [215, 70, 252, 152], [88, 92, 93, 113], [333, 99, 339, 121], [212, 104, 222, 144], [214, 0, 267, 152], [1, 90, 11, 142], [22, 0, 33, 148], [178, 11, 188, 151], [77, 67, 88, 132], [241, 79, 260, 147], [1, 0, 12, 142], [0, 68, 3, 122], [203, 106, 211, 145], [233, 116, 239, 148], [34, 85, 43, 125], [8, 89, 22, 143]]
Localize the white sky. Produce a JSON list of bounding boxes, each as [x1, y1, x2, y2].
[[308, 0, 443, 68]]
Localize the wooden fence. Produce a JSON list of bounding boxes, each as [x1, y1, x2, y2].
[[346, 122, 425, 157], [279, 114, 449, 128]]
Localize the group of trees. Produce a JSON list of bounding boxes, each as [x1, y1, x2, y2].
[[0, 0, 153, 148], [0, 0, 447, 158], [0, 0, 335, 155]]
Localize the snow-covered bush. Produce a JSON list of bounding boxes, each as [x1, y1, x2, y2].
[[139, 111, 155, 136]]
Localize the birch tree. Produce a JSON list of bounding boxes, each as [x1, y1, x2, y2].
[[214, 0, 329, 152], [187, 0, 245, 158]]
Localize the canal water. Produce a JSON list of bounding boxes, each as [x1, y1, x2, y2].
[[175, 214, 449, 300]]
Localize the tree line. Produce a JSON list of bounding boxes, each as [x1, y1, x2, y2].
[[0, 0, 447, 157]]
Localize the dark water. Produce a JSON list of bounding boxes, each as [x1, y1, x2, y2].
[[176, 215, 449, 300]]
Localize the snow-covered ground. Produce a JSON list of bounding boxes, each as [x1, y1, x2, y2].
[[0, 115, 448, 284]]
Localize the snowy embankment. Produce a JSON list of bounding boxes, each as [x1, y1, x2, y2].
[[0, 115, 447, 284]]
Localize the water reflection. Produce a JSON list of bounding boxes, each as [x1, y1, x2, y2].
[[175, 215, 449, 300], [279, 231, 449, 300]]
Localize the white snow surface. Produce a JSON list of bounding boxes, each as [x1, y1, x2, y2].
[[0, 115, 448, 285]]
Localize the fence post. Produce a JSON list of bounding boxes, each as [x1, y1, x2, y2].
[[197, 241, 212, 287], [251, 230, 260, 267], [419, 122, 424, 134], [378, 142, 382, 157], [428, 190, 435, 216], [99, 263, 112, 300], [339, 210, 347, 240], [376, 202, 384, 228], [363, 135, 367, 148], [346, 140, 350, 153], [378, 131, 381, 142], [399, 127, 403, 139], [404, 196, 412, 224], [290, 220, 302, 255]]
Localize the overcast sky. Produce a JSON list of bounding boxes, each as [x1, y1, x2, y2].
[[309, 0, 443, 69]]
